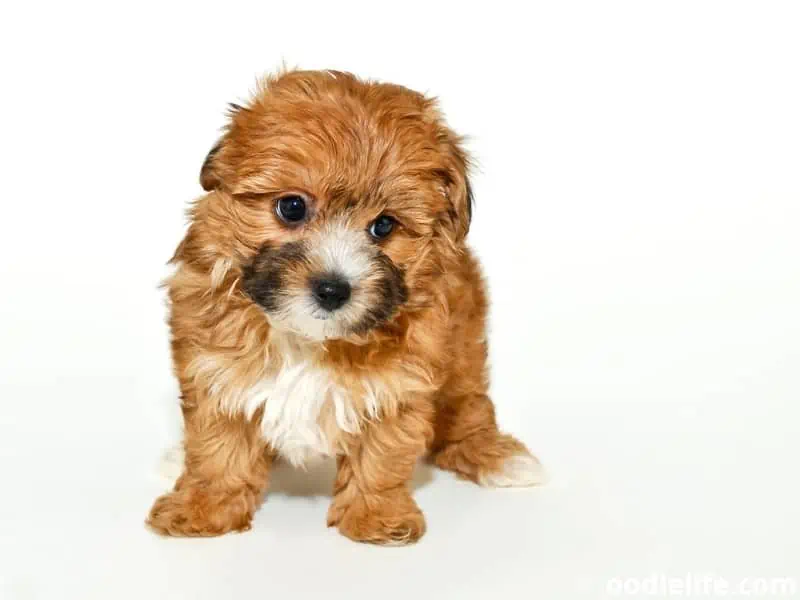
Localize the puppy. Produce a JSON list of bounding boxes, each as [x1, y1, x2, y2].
[[147, 69, 544, 544]]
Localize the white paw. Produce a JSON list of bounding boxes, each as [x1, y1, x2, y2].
[[157, 444, 185, 482], [478, 453, 547, 487]]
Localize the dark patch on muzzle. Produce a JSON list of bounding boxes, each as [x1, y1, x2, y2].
[[352, 252, 408, 335], [242, 241, 309, 313]]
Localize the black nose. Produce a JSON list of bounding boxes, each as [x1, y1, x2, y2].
[[311, 276, 351, 311]]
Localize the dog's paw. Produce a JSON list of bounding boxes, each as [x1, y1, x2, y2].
[[478, 452, 547, 487], [146, 485, 256, 537], [333, 492, 426, 546]]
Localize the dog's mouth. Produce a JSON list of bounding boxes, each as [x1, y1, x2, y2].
[[242, 224, 407, 341]]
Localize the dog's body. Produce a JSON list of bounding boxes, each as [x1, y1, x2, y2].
[[147, 70, 543, 544]]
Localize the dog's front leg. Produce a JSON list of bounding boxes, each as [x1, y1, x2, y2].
[[327, 400, 434, 545], [147, 404, 271, 537]]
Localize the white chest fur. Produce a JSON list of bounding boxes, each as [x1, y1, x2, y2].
[[240, 339, 380, 467]]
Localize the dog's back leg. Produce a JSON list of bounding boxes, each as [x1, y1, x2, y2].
[[430, 391, 546, 487]]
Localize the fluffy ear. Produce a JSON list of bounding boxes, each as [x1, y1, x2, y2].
[[439, 131, 474, 242], [199, 103, 247, 191], [199, 139, 224, 191]]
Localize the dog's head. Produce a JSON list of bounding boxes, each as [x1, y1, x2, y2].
[[191, 70, 472, 341]]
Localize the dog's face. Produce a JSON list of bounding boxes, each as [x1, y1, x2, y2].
[[195, 71, 472, 341]]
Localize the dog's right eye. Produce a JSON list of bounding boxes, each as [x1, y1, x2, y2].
[[275, 195, 307, 224]]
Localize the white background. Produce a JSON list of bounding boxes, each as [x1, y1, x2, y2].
[[1, 2, 798, 598]]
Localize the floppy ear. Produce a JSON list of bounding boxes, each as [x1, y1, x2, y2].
[[199, 139, 224, 191], [199, 103, 247, 191], [440, 131, 474, 242]]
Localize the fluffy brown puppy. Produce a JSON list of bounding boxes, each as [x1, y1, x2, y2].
[[147, 69, 544, 544]]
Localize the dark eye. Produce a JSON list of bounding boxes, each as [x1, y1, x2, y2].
[[368, 214, 396, 240], [275, 195, 307, 224]]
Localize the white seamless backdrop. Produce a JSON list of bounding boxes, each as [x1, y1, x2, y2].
[[0, 2, 798, 599]]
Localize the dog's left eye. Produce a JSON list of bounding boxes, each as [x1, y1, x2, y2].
[[368, 215, 396, 240]]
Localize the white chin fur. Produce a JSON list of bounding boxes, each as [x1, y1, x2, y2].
[[272, 295, 372, 341], [478, 453, 547, 487], [158, 444, 185, 483], [267, 294, 341, 341]]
